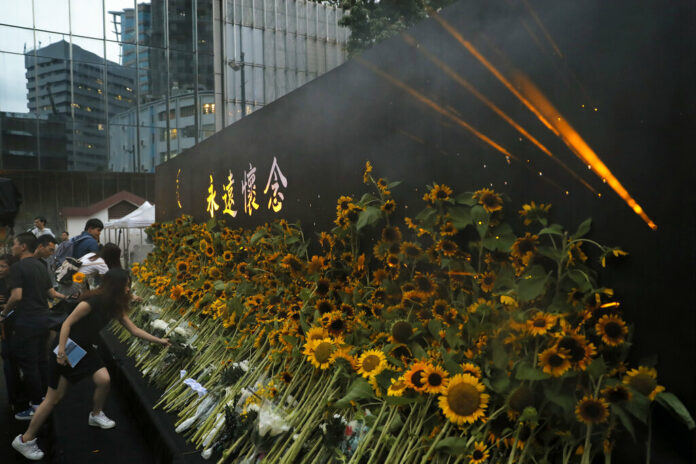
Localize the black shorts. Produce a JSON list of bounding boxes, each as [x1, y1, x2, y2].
[[48, 347, 105, 389]]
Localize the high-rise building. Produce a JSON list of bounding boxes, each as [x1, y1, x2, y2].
[[0, 112, 68, 170], [25, 40, 136, 171]]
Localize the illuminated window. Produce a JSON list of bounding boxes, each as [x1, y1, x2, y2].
[[202, 103, 215, 114], [85, 107, 92, 112], [115, 95, 123, 101], [170, 128, 178, 140], [97, 124, 104, 131]]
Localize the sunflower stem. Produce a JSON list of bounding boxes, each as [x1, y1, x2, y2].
[[645, 406, 652, 464], [418, 421, 450, 464], [507, 423, 522, 464], [581, 424, 592, 464]]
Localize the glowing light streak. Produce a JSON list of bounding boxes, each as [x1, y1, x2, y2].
[[354, 56, 518, 162], [520, 0, 563, 58], [513, 73, 657, 230], [428, 10, 560, 137], [600, 302, 621, 309], [402, 33, 597, 194]]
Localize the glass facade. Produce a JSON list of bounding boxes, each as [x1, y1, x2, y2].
[[0, 0, 348, 172]]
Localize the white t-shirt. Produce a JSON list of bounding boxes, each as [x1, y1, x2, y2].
[[77, 252, 109, 276], [30, 227, 54, 238]]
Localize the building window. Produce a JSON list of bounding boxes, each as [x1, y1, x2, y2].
[[180, 105, 195, 117], [202, 103, 215, 114]]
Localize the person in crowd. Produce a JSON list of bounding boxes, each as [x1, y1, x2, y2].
[[0, 254, 21, 413], [35, 235, 59, 288], [29, 217, 54, 239], [11, 268, 170, 461], [69, 243, 123, 295], [59, 231, 69, 243], [0, 233, 67, 421], [72, 219, 103, 259]]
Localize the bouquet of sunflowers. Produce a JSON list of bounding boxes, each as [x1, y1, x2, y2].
[[115, 162, 694, 464]]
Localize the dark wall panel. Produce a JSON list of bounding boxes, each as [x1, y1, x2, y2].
[[156, 1, 695, 461]]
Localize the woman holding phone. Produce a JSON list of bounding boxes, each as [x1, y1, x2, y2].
[[11, 268, 170, 460]]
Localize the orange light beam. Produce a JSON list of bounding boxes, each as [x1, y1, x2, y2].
[[401, 33, 597, 194], [428, 9, 560, 137], [355, 56, 568, 194], [520, 0, 564, 58], [513, 73, 657, 230], [354, 56, 519, 162]]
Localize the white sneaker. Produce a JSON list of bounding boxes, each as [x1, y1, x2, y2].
[[88, 411, 116, 429], [12, 434, 45, 461]]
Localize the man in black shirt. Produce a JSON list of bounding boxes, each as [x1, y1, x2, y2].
[[1, 232, 66, 420]]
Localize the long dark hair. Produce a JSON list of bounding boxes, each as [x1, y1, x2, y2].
[[85, 268, 131, 320]]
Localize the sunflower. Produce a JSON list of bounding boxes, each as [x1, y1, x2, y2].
[[422, 183, 452, 203], [404, 362, 429, 392], [440, 221, 457, 236], [386, 254, 400, 268], [316, 278, 331, 297], [602, 384, 632, 404], [473, 188, 503, 213], [401, 241, 422, 259], [477, 272, 496, 292], [72, 272, 86, 284], [623, 366, 665, 400], [356, 350, 388, 378], [316, 299, 335, 315], [527, 312, 557, 336], [331, 346, 357, 370], [176, 260, 189, 273], [208, 267, 222, 280], [538, 346, 571, 377], [556, 333, 596, 371], [381, 226, 402, 243], [460, 362, 482, 379], [388, 377, 408, 397], [336, 195, 353, 214], [325, 312, 349, 336], [205, 245, 215, 257], [169, 285, 184, 300], [507, 385, 535, 419], [467, 298, 490, 314], [303, 338, 335, 370], [413, 273, 437, 296], [423, 364, 449, 394], [436, 239, 458, 257], [372, 268, 389, 285], [363, 161, 373, 183], [402, 290, 427, 306], [439, 373, 489, 425], [432, 299, 450, 317], [518, 201, 551, 225], [222, 250, 234, 262], [201, 281, 213, 293], [307, 255, 326, 274], [391, 320, 413, 344], [281, 254, 305, 275], [595, 314, 628, 346], [511, 233, 539, 264], [381, 199, 396, 214], [567, 242, 588, 266], [469, 441, 489, 464], [199, 239, 208, 253], [575, 395, 609, 425]]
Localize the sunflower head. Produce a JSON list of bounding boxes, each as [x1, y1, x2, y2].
[[575, 395, 609, 425], [404, 362, 429, 392], [602, 384, 632, 403], [469, 441, 490, 464], [595, 314, 629, 346], [303, 338, 335, 370], [623, 366, 665, 400], [357, 350, 388, 378], [538, 346, 571, 377], [382, 226, 402, 243], [391, 320, 413, 344], [388, 377, 408, 397], [518, 201, 551, 225], [527, 312, 557, 336], [316, 278, 331, 297], [423, 364, 449, 394], [473, 188, 503, 212], [507, 385, 535, 416], [438, 373, 489, 425]]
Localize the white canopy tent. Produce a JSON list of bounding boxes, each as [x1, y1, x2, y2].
[[104, 201, 155, 266]]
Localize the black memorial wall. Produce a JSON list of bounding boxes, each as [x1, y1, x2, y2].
[[156, 1, 695, 461]]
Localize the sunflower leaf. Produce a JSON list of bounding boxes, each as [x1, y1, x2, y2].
[[483, 223, 516, 251], [515, 363, 549, 381], [656, 392, 696, 430], [387, 181, 402, 189], [586, 357, 607, 379], [455, 192, 477, 206], [571, 218, 592, 239], [448, 206, 471, 229], [538, 224, 564, 236], [250, 230, 266, 245], [356, 206, 382, 231], [612, 405, 636, 441], [333, 378, 374, 408], [427, 319, 442, 339], [624, 391, 650, 423], [385, 395, 417, 406], [471, 205, 489, 238], [517, 272, 551, 302], [434, 436, 470, 454]]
